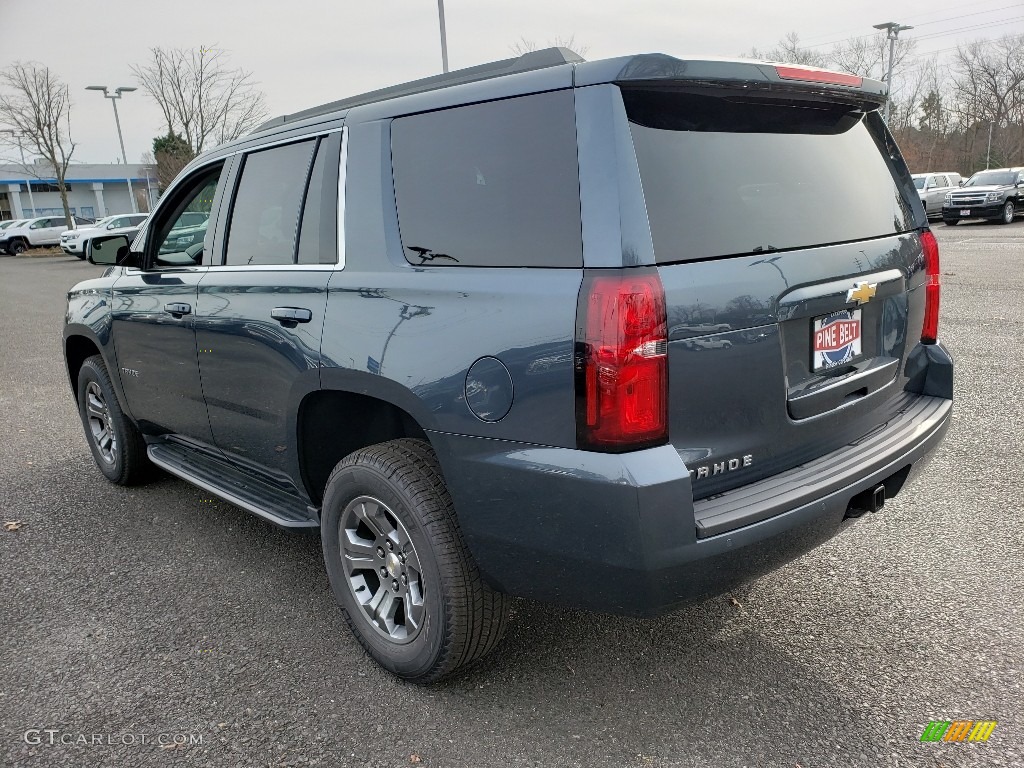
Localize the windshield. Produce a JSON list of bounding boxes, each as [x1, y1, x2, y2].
[[965, 171, 1017, 187], [913, 178, 926, 190], [625, 88, 914, 263]]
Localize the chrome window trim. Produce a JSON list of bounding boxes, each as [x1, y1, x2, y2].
[[336, 125, 348, 270], [202, 125, 346, 271]]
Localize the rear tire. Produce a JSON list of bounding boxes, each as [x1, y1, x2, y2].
[[321, 438, 509, 683], [77, 355, 154, 485], [943, 218, 958, 226]]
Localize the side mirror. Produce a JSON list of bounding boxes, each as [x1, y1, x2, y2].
[[89, 235, 134, 266], [959, 180, 965, 186]]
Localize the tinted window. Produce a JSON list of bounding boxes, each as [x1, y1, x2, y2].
[[226, 140, 315, 266], [913, 178, 926, 190], [131, 215, 148, 226], [391, 91, 582, 267], [296, 139, 333, 265], [624, 89, 914, 263]]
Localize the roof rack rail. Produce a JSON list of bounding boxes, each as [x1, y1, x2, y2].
[[248, 47, 585, 136]]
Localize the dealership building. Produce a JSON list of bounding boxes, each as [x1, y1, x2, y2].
[[0, 162, 157, 221]]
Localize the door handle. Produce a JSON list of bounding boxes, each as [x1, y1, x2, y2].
[[164, 302, 192, 317], [271, 307, 313, 324]]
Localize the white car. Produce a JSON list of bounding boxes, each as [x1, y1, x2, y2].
[[0, 215, 94, 255], [0, 218, 26, 234], [60, 213, 149, 259], [912, 172, 963, 218]]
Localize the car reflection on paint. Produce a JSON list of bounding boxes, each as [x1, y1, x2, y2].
[[681, 337, 733, 351]]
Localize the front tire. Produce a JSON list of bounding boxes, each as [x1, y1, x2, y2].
[[998, 199, 1015, 224], [321, 438, 509, 683], [8, 239, 26, 255], [77, 355, 153, 485]]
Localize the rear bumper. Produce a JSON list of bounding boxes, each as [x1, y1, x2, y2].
[[430, 391, 951, 617]]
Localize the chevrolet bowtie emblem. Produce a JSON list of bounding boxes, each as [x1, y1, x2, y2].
[[847, 282, 877, 305]]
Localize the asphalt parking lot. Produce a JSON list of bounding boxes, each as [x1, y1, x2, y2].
[[1, 221, 1022, 768]]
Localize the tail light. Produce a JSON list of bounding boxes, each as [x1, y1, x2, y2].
[[576, 269, 668, 451], [921, 230, 940, 344]]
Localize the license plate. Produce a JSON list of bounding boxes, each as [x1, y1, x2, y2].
[[960, 209, 971, 216], [813, 309, 862, 371]]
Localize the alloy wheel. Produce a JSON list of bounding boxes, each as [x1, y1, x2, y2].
[[84, 381, 117, 465], [339, 495, 425, 643]]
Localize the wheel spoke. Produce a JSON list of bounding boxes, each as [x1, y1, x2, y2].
[[341, 530, 377, 571], [403, 592, 424, 631], [354, 499, 393, 539], [86, 389, 107, 419], [369, 586, 396, 624]]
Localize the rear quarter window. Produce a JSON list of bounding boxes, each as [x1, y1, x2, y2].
[[391, 90, 582, 267]]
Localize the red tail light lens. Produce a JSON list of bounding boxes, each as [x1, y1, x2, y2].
[[576, 269, 668, 451], [774, 65, 863, 88], [921, 230, 940, 344]]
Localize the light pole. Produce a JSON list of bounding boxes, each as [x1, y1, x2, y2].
[[0, 129, 36, 216], [873, 22, 913, 124], [436, 0, 449, 73], [86, 85, 138, 213], [986, 120, 995, 169]]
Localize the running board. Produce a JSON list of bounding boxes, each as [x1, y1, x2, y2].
[[148, 442, 319, 529]]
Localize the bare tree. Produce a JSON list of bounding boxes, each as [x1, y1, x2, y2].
[[131, 45, 268, 156], [746, 32, 830, 68], [830, 33, 915, 81], [950, 34, 1024, 167], [0, 62, 76, 223], [510, 35, 589, 58]]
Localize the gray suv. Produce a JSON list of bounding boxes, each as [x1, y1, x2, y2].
[[64, 49, 953, 682]]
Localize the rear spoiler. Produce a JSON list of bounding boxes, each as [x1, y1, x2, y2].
[[575, 54, 887, 109]]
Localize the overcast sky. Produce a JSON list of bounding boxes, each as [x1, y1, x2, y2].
[[2, 0, 1022, 165]]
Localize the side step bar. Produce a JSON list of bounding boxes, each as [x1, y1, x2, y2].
[[148, 442, 319, 529]]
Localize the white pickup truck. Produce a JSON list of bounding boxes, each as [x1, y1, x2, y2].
[[0, 215, 94, 254]]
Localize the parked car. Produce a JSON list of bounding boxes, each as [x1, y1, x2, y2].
[[942, 167, 1024, 225], [0, 218, 26, 233], [157, 211, 209, 255], [0, 215, 94, 254], [912, 172, 962, 218], [66, 49, 952, 683], [61, 213, 149, 259], [681, 337, 734, 350]]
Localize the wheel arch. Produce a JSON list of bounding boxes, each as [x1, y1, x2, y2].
[[64, 332, 104, 401], [296, 380, 436, 507]]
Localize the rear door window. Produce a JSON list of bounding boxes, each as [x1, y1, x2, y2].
[[225, 140, 316, 266], [624, 88, 915, 264], [391, 90, 582, 267]]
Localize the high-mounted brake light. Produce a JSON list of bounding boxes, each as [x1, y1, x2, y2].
[[921, 230, 940, 344], [576, 270, 668, 451], [775, 65, 863, 88]]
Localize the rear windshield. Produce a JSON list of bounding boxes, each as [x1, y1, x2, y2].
[[624, 89, 915, 263]]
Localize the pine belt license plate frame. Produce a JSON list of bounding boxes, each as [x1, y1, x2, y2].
[[812, 308, 863, 372]]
